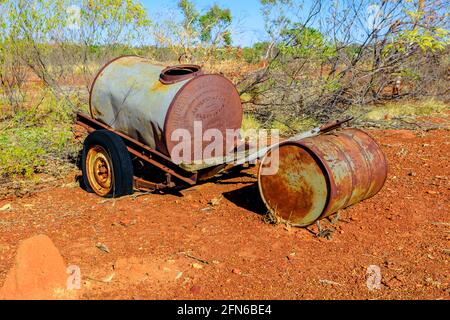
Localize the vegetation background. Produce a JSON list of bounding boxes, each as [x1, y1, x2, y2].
[[0, 0, 448, 195]]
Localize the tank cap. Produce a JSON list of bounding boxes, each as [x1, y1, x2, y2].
[[160, 64, 203, 84]]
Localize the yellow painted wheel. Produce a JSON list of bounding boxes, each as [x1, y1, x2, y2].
[[82, 130, 134, 198], [85, 145, 114, 197]]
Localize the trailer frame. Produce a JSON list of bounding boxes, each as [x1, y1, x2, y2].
[[76, 112, 353, 194]]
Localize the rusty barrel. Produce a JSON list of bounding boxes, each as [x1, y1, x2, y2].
[[258, 129, 388, 227]]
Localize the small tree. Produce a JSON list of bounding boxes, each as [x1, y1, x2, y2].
[[1, 0, 150, 112], [239, 0, 449, 127]]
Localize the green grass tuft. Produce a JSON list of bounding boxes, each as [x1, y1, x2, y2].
[[0, 93, 81, 179], [363, 99, 449, 121]]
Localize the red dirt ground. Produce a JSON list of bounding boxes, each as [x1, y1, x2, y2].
[[0, 129, 449, 300]]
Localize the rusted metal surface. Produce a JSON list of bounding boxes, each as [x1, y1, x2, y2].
[[232, 116, 353, 168], [76, 113, 198, 186], [89, 55, 242, 167], [164, 73, 243, 163], [258, 129, 388, 227], [133, 177, 172, 192]]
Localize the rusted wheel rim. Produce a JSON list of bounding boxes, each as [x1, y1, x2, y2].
[[86, 145, 113, 196]]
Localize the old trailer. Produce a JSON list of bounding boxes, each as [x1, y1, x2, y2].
[[76, 56, 388, 227]]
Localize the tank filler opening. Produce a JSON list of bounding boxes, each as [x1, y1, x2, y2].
[[159, 65, 203, 84]]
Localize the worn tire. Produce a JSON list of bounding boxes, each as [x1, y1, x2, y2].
[[82, 130, 134, 198]]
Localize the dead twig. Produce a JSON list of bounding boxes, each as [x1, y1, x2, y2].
[[319, 279, 343, 286], [183, 252, 210, 265]]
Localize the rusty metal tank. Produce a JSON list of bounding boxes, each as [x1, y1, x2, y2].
[[258, 129, 388, 227], [89, 55, 243, 166]]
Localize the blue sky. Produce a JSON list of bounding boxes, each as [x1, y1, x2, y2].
[[141, 0, 267, 47]]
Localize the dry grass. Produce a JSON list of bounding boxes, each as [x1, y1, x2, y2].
[[360, 99, 449, 121]]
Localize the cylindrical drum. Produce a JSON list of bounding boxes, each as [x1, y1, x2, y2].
[[258, 129, 388, 227], [89, 55, 243, 167]]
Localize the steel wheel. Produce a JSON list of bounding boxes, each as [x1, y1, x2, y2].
[[85, 145, 114, 197]]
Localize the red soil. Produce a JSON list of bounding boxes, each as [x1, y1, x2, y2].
[[0, 129, 448, 300]]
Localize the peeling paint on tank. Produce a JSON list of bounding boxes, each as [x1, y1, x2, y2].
[[89, 56, 243, 165]]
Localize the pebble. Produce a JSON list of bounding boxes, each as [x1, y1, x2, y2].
[[192, 263, 203, 269], [232, 268, 242, 275], [190, 285, 201, 294], [0, 204, 11, 211]]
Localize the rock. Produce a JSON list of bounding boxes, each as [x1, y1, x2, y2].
[[192, 263, 204, 270], [232, 268, 242, 275], [119, 220, 130, 227], [0, 203, 11, 211], [319, 279, 342, 286], [62, 182, 78, 189], [117, 219, 136, 227], [425, 277, 442, 288], [208, 197, 222, 207], [0, 235, 79, 300], [286, 252, 296, 260], [102, 273, 115, 283], [190, 285, 201, 294]]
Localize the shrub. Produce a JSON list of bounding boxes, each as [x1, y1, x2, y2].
[[0, 93, 80, 179]]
